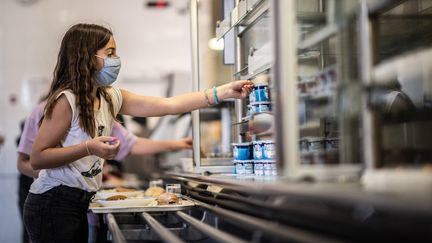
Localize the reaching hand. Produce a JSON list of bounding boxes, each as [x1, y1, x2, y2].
[[172, 137, 193, 151], [86, 136, 120, 160], [219, 80, 254, 100]]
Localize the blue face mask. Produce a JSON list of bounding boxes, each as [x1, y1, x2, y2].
[[94, 55, 121, 86]]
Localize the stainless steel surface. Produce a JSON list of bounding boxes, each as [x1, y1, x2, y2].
[[106, 213, 127, 243], [140, 212, 186, 243], [190, 0, 201, 169], [176, 211, 248, 243], [271, 0, 299, 176], [359, 0, 379, 170], [298, 24, 338, 50], [166, 172, 432, 212], [196, 200, 343, 243]]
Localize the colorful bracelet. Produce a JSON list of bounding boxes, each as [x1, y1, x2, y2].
[[203, 89, 212, 107], [213, 86, 220, 105]]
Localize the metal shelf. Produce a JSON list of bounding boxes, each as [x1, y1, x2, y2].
[[216, 0, 269, 41], [367, 0, 409, 15], [298, 24, 338, 51]]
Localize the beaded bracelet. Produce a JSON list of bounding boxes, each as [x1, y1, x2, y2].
[[213, 86, 220, 105]]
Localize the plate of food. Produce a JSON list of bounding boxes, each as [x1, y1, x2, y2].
[[96, 195, 157, 208], [94, 187, 144, 200]]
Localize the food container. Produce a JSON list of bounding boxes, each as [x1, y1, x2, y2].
[[299, 139, 309, 153], [325, 138, 339, 151], [262, 140, 275, 160], [262, 160, 276, 176], [252, 140, 264, 160], [308, 137, 326, 152], [253, 160, 264, 176], [232, 142, 252, 160], [243, 160, 254, 175], [249, 84, 270, 103], [234, 160, 243, 175], [248, 102, 271, 115]]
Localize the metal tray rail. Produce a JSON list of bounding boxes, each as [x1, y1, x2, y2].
[[140, 212, 185, 243]]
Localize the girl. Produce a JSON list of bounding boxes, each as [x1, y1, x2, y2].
[[24, 23, 253, 243]]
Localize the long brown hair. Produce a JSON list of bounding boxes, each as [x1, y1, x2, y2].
[[44, 23, 117, 137]]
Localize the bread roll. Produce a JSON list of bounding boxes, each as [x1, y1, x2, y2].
[[157, 192, 179, 205], [144, 186, 165, 197]]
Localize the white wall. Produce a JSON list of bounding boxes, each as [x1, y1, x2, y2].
[[0, 0, 199, 241]]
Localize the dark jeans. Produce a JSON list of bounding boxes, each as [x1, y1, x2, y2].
[[23, 185, 95, 243]]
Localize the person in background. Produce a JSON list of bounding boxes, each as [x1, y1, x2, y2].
[[16, 120, 33, 243], [17, 102, 192, 243], [0, 133, 4, 149], [23, 23, 252, 243]]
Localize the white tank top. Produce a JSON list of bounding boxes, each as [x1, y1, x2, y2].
[[30, 87, 123, 193]]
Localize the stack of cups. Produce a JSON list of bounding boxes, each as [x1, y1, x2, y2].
[[232, 142, 253, 175], [248, 84, 271, 117], [253, 140, 276, 176]]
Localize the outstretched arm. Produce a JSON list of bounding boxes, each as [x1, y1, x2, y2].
[[119, 80, 253, 117], [130, 137, 192, 156]]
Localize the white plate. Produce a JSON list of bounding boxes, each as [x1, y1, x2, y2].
[[94, 189, 144, 200], [96, 197, 156, 208]]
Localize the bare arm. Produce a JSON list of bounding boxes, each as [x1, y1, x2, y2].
[[30, 95, 120, 170], [130, 137, 192, 156], [120, 80, 253, 117], [17, 152, 39, 178]]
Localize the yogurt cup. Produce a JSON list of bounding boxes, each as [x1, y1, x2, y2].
[[249, 84, 270, 102], [325, 138, 339, 151], [234, 161, 243, 175], [262, 140, 275, 160], [253, 160, 264, 176], [248, 102, 271, 115], [243, 160, 254, 175], [308, 137, 325, 152], [232, 142, 252, 160], [262, 160, 276, 176], [252, 140, 264, 160]]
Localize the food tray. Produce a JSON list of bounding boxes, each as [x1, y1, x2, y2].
[[93, 190, 145, 200], [89, 197, 195, 214]]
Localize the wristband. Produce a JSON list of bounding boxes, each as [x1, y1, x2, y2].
[[213, 86, 220, 105], [203, 89, 212, 107]]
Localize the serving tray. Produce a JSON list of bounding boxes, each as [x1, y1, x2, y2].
[[89, 197, 195, 214]]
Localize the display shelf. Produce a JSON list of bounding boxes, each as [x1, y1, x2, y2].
[[298, 24, 338, 51], [216, 0, 269, 41], [366, 0, 409, 15], [298, 92, 335, 101], [240, 63, 272, 80]]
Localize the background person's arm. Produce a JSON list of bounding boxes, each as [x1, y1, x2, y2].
[[130, 137, 192, 156], [17, 152, 39, 178]]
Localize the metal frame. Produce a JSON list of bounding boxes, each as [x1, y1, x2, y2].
[[177, 211, 248, 243], [271, 0, 298, 176], [106, 213, 127, 243], [140, 212, 186, 243], [190, 0, 201, 170]]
